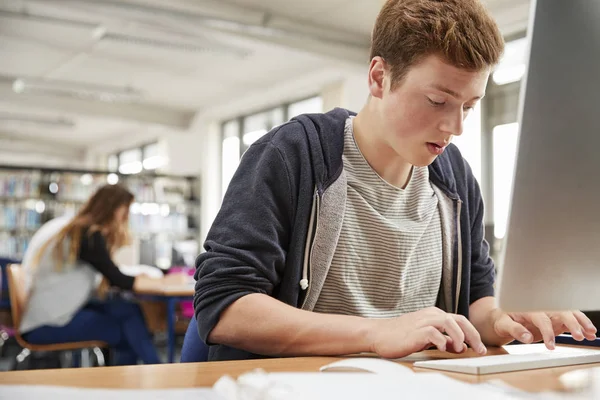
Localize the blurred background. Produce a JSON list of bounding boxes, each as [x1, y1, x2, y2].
[[0, 0, 531, 368]]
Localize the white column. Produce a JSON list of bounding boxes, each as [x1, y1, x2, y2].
[[320, 72, 368, 113]]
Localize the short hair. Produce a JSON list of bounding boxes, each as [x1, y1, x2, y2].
[[370, 0, 505, 89]]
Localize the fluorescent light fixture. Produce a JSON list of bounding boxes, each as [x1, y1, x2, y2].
[[101, 32, 249, 58], [0, 111, 75, 128], [24, 199, 37, 210], [35, 201, 46, 214], [12, 78, 142, 103], [80, 174, 93, 185], [118, 161, 143, 175], [140, 202, 160, 216], [107, 173, 119, 185], [130, 202, 141, 214], [160, 204, 170, 217], [142, 155, 167, 170]]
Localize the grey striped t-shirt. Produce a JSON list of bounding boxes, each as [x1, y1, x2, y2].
[[312, 118, 443, 318]]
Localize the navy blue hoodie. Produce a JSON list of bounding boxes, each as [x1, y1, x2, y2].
[[194, 108, 495, 361]]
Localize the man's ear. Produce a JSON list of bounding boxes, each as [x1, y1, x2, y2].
[[368, 57, 387, 99]]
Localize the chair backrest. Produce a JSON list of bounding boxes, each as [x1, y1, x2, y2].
[[6, 264, 26, 329], [0, 257, 20, 309]]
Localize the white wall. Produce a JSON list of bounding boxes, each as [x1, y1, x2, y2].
[[321, 71, 368, 113]]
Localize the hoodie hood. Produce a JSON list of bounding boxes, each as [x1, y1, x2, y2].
[[292, 107, 355, 194]]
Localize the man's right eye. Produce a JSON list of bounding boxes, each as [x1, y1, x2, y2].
[[427, 98, 445, 106]]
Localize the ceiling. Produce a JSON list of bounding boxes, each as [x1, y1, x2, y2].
[[0, 0, 530, 162]]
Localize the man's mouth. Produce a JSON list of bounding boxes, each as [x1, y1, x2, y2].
[[426, 142, 447, 155]]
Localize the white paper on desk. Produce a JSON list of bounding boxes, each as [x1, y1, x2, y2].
[[214, 371, 520, 400], [0, 385, 224, 400], [119, 264, 164, 278]]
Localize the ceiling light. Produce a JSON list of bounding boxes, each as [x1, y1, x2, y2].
[[107, 173, 119, 185], [119, 161, 143, 175], [80, 174, 94, 185], [12, 78, 142, 103], [0, 111, 75, 128], [101, 32, 249, 58], [92, 25, 107, 40], [142, 155, 167, 170]]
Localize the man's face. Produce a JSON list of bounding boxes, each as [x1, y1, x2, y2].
[[371, 54, 490, 167]]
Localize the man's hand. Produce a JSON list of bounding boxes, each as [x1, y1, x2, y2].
[[367, 307, 488, 359], [492, 310, 598, 349], [490, 309, 597, 349]]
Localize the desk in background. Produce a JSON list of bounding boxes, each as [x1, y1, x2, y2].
[[136, 284, 194, 363], [1, 347, 599, 393]]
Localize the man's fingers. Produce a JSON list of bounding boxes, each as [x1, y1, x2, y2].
[[496, 314, 533, 344], [444, 338, 468, 354], [530, 313, 556, 350], [555, 312, 585, 341], [430, 315, 465, 353], [418, 326, 449, 352], [452, 315, 486, 355], [573, 311, 598, 340]]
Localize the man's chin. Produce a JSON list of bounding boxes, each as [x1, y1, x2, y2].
[[411, 155, 438, 168]]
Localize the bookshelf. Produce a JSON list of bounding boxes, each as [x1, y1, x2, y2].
[[0, 165, 200, 267]]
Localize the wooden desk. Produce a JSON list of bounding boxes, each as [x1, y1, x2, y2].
[[2, 347, 599, 393], [135, 284, 195, 298], [135, 284, 194, 363]]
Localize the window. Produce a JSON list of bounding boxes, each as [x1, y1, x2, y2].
[[483, 36, 527, 256], [221, 96, 322, 197], [118, 148, 143, 175], [108, 141, 166, 175], [242, 108, 285, 150], [493, 38, 528, 85], [288, 96, 323, 119], [142, 143, 166, 170], [492, 122, 520, 240], [221, 120, 241, 197], [452, 104, 482, 183]]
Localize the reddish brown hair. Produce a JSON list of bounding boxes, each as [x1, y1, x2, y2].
[[36, 184, 134, 270], [371, 0, 505, 89]]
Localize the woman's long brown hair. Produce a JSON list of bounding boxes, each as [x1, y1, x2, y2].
[[35, 184, 135, 270]]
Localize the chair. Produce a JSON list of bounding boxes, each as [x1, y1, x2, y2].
[[0, 257, 18, 311], [181, 314, 209, 362], [0, 257, 19, 357], [6, 264, 108, 369]]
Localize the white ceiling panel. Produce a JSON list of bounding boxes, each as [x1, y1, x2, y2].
[[0, 11, 98, 50], [313, 1, 380, 36], [0, 35, 74, 76], [213, 0, 339, 17], [0, 100, 147, 145]]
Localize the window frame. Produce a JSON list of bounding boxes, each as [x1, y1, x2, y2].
[[220, 95, 322, 198], [108, 141, 161, 175]]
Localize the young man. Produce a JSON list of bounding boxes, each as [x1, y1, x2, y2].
[[194, 0, 597, 361]]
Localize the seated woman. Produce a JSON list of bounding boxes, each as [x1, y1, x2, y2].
[[19, 184, 187, 365]]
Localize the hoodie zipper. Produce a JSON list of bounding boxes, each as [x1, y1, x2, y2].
[[300, 188, 320, 295], [454, 198, 463, 314]]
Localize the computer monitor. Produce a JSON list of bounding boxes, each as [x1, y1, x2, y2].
[[496, 0, 600, 312]]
